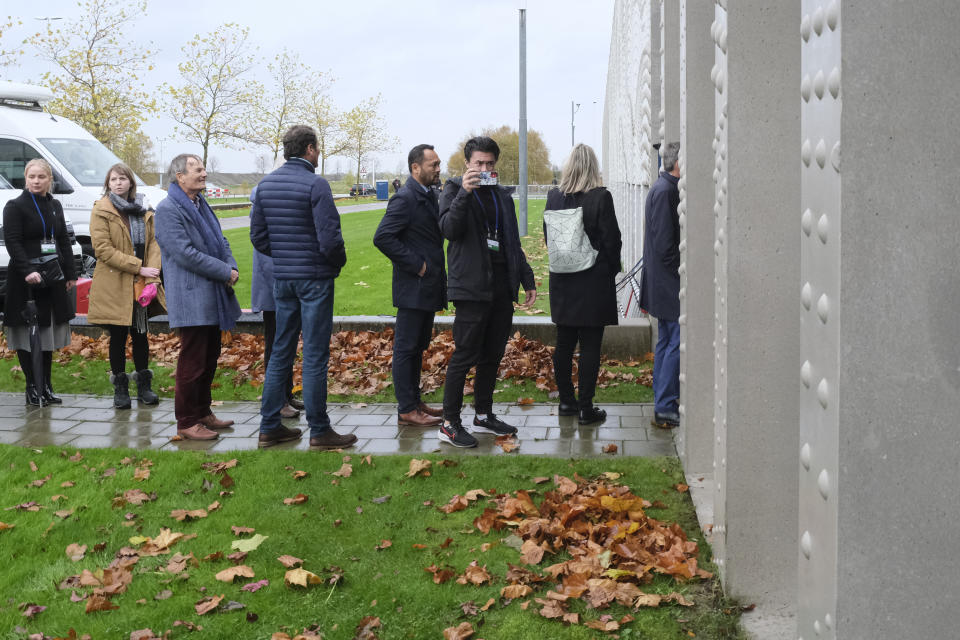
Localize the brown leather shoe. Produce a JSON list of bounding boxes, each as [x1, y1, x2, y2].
[[418, 402, 443, 418], [280, 404, 300, 419], [178, 424, 219, 440], [309, 429, 358, 450], [199, 413, 234, 429], [399, 409, 442, 426], [258, 424, 303, 448]]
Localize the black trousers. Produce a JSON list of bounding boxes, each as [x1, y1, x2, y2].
[[392, 308, 434, 413], [443, 272, 514, 419], [262, 310, 294, 401], [104, 324, 149, 374], [553, 325, 605, 409]]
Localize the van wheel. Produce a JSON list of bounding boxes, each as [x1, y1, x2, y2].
[[80, 249, 96, 278]]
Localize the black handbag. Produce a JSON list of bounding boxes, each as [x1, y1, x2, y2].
[[28, 254, 65, 287]]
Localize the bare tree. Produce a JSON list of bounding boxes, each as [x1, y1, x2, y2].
[[255, 155, 268, 174], [163, 23, 261, 165], [208, 155, 221, 173]]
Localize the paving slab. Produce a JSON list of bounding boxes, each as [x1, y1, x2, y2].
[[0, 393, 675, 459]]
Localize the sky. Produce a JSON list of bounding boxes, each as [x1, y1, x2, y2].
[[2, 0, 614, 177]]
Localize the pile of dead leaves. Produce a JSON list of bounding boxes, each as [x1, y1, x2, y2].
[[1, 330, 651, 397], [434, 473, 711, 634]]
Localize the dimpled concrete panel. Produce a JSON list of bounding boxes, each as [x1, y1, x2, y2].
[[604, 0, 660, 274], [798, 2, 840, 638], [711, 0, 729, 579], [677, 0, 716, 476]]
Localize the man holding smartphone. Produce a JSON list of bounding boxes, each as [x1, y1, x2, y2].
[[438, 136, 537, 447]]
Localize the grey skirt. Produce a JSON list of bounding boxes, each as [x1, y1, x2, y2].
[[4, 315, 71, 351]]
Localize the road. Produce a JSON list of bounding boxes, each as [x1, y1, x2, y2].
[[218, 201, 387, 231]]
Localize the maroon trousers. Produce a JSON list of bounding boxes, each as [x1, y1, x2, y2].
[[175, 325, 221, 429]]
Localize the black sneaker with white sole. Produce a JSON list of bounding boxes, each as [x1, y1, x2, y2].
[[438, 420, 478, 448], [472, 414, 519, 436]]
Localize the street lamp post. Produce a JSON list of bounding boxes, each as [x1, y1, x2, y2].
[[571, 101, 581, 147]]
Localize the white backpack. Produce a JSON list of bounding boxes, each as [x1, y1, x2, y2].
[[543, 205, 598, 273]]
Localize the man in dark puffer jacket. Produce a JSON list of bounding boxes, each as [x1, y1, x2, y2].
[[250, 125, 356, 451]]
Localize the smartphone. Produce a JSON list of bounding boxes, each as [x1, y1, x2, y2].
[[477, 171, 499, 186]]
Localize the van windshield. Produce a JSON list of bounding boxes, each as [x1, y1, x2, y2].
[[38, 137, 145, 187]]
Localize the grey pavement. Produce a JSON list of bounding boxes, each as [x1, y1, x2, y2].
[[218, 201, 386, 231], [0, 393, 677, 458]]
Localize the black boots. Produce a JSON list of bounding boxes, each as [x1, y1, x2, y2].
[[25, 383, 42, 406], [131, 369, 159, 405], [111, 372, 131, 409]]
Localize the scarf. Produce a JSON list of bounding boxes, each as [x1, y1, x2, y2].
[[166, 182, 240, 331]]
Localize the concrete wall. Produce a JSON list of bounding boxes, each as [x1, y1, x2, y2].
[[799, 3, 960, 638], [676, 0, 715, 475]]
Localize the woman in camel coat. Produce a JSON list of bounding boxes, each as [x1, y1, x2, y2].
[[87, 163, 166, 409]]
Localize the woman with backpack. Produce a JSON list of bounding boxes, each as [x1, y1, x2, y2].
[[544, 144, 622, 425]]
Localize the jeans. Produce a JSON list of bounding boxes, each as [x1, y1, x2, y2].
[[259, 278, 334, 437], [262, 310, 295, 401], [175, 325, 221, 429], [652, 318, 680, 414], [393, 308, 434, 413], [553, 325, 605, 409]]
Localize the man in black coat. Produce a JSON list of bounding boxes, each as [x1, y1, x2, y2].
[[438, 136, 536, 448], [639, 142, 682, 429], [373, 144, 446, 427]]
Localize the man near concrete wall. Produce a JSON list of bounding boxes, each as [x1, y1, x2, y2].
[[251, 125, 357, 451], [639, 142, 681, 429], [438, 136, 537, 448], [373, 144, 446, 428]]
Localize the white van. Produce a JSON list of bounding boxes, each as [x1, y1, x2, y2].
[[0, 81, 166, 298]]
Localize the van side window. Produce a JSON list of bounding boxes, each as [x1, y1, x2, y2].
[[0, 138, 43, 190]]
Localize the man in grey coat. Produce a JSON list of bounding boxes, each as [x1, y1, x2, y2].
[[639, 142, 682, 429], [155, 154, 242, 440]]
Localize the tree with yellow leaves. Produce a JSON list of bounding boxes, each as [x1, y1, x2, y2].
[[340, 94, 398, 189], [162, 23, 261, 166], [447, 126, 554, 184], [27, 0, 156, 163]]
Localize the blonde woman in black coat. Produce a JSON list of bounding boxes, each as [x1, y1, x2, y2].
[[544, 144, 622, 424], [3, 158, 77, 405]]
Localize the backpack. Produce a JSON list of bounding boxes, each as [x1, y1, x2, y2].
[[543, 195, 599, 273]]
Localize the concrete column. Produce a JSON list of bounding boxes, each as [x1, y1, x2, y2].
[[798, 3, 960, 638], [659, 0, 681, 143], [712, 0, 799, 612], [676, 0, 715, 475]]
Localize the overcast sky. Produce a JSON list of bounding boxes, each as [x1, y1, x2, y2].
[[4, 0, 613, 177]]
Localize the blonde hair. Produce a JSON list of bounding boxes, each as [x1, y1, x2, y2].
[[24, 158, 54, 194], [558, 143, 603, 194]]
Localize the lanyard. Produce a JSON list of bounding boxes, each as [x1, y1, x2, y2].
[[29, 193, 51, 242], [473, 188, 499, 236]]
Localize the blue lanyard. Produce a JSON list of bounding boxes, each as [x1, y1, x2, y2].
[[29, 193, 51, 242], [473, 188, 499, 236]]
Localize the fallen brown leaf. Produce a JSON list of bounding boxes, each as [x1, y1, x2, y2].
[[215, 565, 255, 583]]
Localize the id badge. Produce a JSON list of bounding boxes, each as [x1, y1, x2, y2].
[[40, 243, 57, 255], [486, 238, 500, 252]]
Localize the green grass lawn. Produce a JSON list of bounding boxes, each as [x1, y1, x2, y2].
[[0, 446, 744, 639], [224, 200, 551, 317]]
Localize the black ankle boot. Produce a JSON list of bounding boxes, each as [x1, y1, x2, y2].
[[131, 369, 159, 405], [42, 383, 62, 404], [578, 406, 607, 425], [110, 372, 131, 410], [558, 399, 579, 416], [25, 383, 42, 406]]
